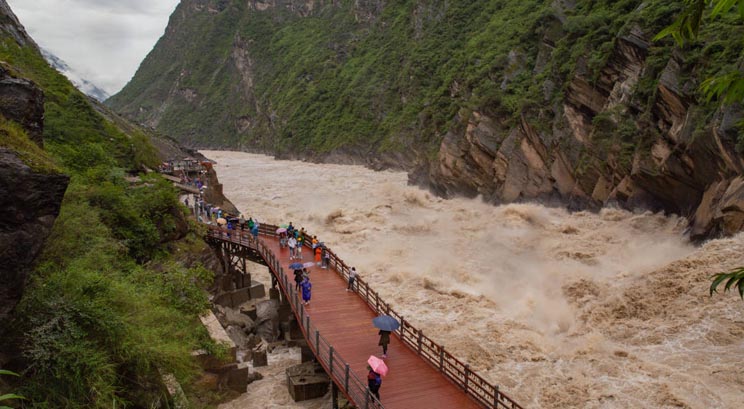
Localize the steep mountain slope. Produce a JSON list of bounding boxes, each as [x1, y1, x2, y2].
[[109, 0, 744, 237], [41, 48, 110, 101], [0, 1, 229, 406]]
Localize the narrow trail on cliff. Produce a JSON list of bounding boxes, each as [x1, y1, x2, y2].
[[204, 150, 744, 409]]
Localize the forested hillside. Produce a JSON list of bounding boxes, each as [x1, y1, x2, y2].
[[0, 1, 224, 406], [109, 0, 743, 237]]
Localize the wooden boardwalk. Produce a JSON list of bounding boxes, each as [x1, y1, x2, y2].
[[206, 225, 522, 409], [160, 173, 201, 194]]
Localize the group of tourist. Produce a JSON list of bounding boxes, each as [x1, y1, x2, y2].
[[184, 192, 261, 243], [186, 194, 387, 402], [280, 224, 384, 400], [160, 158, 209, 189], [285, 222, 338, 307]]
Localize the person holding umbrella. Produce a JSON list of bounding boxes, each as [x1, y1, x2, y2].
[[372, 315, 400, 358], [366, 355, 387, 401], [378, 330, 390, 358], [289, 262, 304, 291], [293, 269, 303, 291]]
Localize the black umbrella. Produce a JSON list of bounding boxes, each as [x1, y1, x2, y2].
[[372, 315, 400, 331]]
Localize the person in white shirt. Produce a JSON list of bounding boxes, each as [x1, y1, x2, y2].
[[347, 267, 357, 292], [288, 236, 297, 259]]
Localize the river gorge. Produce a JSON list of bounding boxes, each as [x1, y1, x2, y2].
[[204, 150, 744, 409]]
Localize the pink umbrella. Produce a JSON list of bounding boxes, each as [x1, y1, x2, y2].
[[367, 355, 388, 377], [276, 227, 287, 234], [303, 261, 315, 269]]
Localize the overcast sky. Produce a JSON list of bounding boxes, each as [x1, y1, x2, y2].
[[7, 0, 180, 95]]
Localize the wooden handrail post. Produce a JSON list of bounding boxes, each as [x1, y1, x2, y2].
[[208, 221, 524, 409], [344, 364, 350, 392], [464, 364, 470, 394], [329, 346, 334, 375]]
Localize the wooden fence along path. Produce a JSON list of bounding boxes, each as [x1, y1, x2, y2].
[[206, 224, 523, 409]]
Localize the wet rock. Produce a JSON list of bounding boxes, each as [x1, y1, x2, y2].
[[252, 346, 268, 367], [0, 64, 44, 145], [690, 180, 730, 239], [716, 177, 744, 236], [254, 299, 279, 341], [0, 0, 36, 46], [226, 325, 250, 349], [219, 306, 256, 332], [256, 299, 279, 320], [0, 150, 68, 320]]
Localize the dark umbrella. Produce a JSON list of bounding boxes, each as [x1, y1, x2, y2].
[[372, 315, 400, 331], [289, 262, 304, 270]]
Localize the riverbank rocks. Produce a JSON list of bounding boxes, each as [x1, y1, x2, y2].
[[255, 299, 280, 342], [424, 29, 744, 238]]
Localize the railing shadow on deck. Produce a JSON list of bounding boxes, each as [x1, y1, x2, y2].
[[206, 224, 523, 409]]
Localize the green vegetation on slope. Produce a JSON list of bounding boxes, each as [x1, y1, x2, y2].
[[0, 26, 221, 408], [109, 0, 742, 162], [0, 116, 58, 174]]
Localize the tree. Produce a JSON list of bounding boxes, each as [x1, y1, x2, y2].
[[654, 0, 744, 104], [710, 267, 744, 299]]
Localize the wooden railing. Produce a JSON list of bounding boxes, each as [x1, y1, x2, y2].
[[161, 164, 205, 174], [207, 226, 383, 409], [208, 223, 523, 409]]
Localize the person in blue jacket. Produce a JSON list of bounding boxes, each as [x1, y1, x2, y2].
[[301, 276, 312, 306], [367, 365, 382, 400]]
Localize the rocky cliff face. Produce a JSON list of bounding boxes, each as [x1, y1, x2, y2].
[[109, 0, 743, 238], [0, 0, 35, 47], [427, 26, 744, 239], [0, 62, 68, 320], [0, 150, 68, 320], [0, 62, 45, 144]]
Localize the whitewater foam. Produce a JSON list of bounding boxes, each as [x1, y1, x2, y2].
[[204, 151, 744, 409]]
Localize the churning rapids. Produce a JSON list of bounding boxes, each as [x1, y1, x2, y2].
[[204, 151, 744, 409]]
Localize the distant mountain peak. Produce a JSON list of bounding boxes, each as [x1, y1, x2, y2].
[[40, 48, 109, 102]]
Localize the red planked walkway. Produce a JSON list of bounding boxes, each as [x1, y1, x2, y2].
[[208, 227, 485, 409], [262, 235, 483, 409]]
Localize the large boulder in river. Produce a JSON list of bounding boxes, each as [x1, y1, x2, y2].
[[254, 299, 279, 342]]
